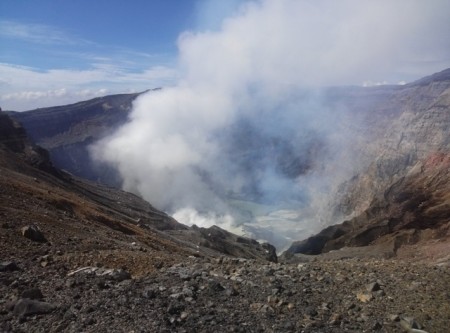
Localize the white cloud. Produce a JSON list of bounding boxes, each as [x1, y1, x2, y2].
[[0, 63, 177, 110], [0, 19, 179, 110], [0, 20, 89, 45]]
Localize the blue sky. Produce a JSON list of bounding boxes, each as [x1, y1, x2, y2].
[[0, 0, 245, 110], [1, 0, 449, 111], [1, 1, 191, 67]]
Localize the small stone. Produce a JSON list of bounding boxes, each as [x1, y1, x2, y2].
[[0, 261, 19, 272], [225, 287, 239, 296], [169, 293, 183, 300], [13, 299, 56, 317], [142, 288, 156, 299], [260, 304, 274, 313], [329, 313, 342, 325], [356, 292, 373, 303], [389, 314, 400, 322], [276, 299, 287, 307], [359, 313, 369, 322], [208, 280, 224, 292], [21, 288, 44, 300], [305, 306, 318, 317], [283, 321, 294, 330], [63, 309, 76, 320], [67, 267, 131, 282], [105, 268, 131, 281], [66, 279, 76, 288], [84, 317, 96, 325], [271, 287, 281, 295], [167, 302, 184, 315], [250, 303, 263, 311], [267, 295, 278, 304], [400, 316, 421, 330], [372, 321, 383, 330], [97, 280, 108, 289], [374, 289, 385, 297], [366, 282, 381, 292], [21, 225, 47, 242]]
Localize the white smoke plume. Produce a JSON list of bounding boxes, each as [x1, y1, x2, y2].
[[92, 0, 450, 250]]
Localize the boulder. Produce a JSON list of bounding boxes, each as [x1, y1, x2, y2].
[[13, 299, 56, 317], [67, 266, 131, 281], [0, 261, 19, 272], [21, 288, 44, 300], [20, 225, 47, 242]]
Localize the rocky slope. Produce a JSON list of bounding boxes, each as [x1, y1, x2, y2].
[[0, 112, 276, 267], [1, 121, 449, 332], [284, 153, 450, 260], [7, 91, 150, 186], [334, 68, 450, 217], [285, 68, 450, 259], [2, 254, 450, 332]]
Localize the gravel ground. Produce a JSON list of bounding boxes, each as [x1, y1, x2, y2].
[[1, 253, 450, 333]]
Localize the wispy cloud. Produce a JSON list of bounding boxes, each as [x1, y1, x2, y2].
[[0, 20, 90, 45], [0, 19, 179, 110], [0, 62, 178, 110]]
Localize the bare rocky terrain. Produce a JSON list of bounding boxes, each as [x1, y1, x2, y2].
[[1, 69, 450, 332], [285, 69, 450, 260], [0, 124, 449, 333]]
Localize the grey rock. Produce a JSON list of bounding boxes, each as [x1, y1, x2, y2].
[[84, 317, 96, 325], [21, 288, 44, 300], [63, 309, 76, 320], [20, 224, 47, 242], [389, 314, 401, 322], [366, 282, 381, 292], [305, 306, 318, 317], [0, 261, 19, 272], [167, 302, 185, 315], [67, 266, 131, 281], [372, 321, 383, 330], [142, 287, 157, 299], [13, 298, 56, 317], [225, 287, 239, 296], [400, 316, 422, 330], [208, 280, 225, 292]]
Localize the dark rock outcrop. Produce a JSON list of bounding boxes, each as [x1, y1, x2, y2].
[[285, 153, 450, 258], [8, 92, 148, 185]]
